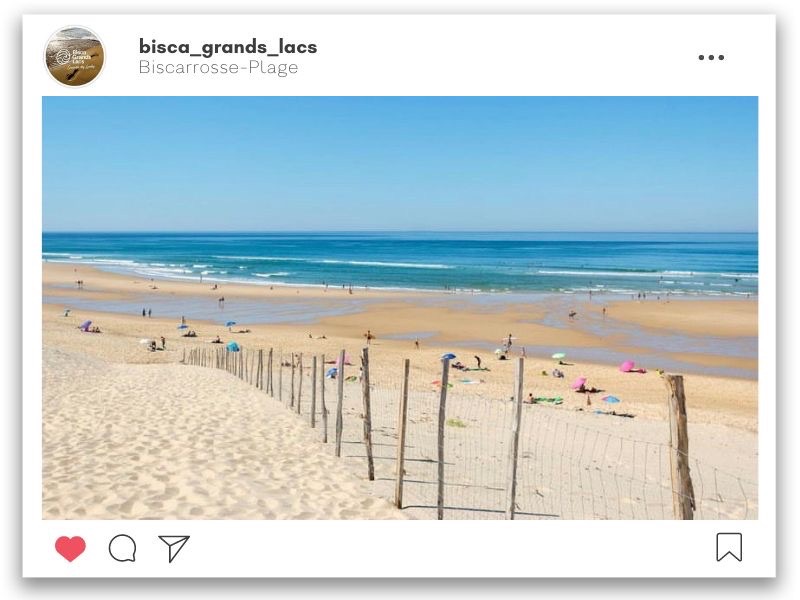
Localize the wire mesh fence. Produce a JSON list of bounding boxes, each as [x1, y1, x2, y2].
[[181, 344, 757, 520]]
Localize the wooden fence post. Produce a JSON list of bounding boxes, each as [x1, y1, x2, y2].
[[321, 353, 328, 443], [258, 349, 263, 390], [665, 374, 695, 520], [290, 353, 296, 407], [437, 357, 450, 520], [311, 355, 318, 428], [268, 348, 274, 396], [278, 352, 283, 404], [505, 357, 525, 519], [361, 347, 375, 481], [296, 353, 303, 414], [335, 349, 345, 457], [395, 358, 410, 508]]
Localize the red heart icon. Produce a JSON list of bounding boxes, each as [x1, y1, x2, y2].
[[55, 536, 86, 562]]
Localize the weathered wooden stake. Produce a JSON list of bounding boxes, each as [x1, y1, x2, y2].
[[310, 355, 318, 428], [665, 374, 695, 520], [505, 357, 525, 520], [437, 357, 450, 520], [268, 348, 274, 396], [321, 353, 328, 443], [361, 347, 375, 481], [278, 352, 283, 404], [296, 353, 303, 414], [335, 349, 345, 457], [395, 358, 410, 508], [290, 353, 296, 407]]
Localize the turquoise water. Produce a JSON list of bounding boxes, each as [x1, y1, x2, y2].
[[42, 231, 758, 296]]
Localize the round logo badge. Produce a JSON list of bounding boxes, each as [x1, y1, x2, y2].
[[44, 26, 104, 86]]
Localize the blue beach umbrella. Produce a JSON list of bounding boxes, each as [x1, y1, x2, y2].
[[226, 341, 240, 352], [441, 353, 457, 360], [177, 324, 188, 329], [325, 367, 338, 379], [602, 395, 621, 404], [225, 321, 236, 327]]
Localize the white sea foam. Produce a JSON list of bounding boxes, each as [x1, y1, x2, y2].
[[213, 255, 452, 270], [254, 272, 291, 278]]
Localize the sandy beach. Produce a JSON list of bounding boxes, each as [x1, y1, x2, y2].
[[42, 262, 758, 520]]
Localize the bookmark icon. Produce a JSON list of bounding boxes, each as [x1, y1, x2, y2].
[[158, 535, 190, 563]]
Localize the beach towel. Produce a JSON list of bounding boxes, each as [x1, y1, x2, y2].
[[593, 410, 635, 419], [345, 375, 358, 383], [532, 397, 563, 405], [431, 380, 454, 389], [459, 379, 482, 384]]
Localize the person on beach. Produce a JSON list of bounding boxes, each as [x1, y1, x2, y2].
[[63, 308, 70, 317], [568, 310, 577, 320], [142, 308, 146, 317], [218, 297, 225, 308], [212, 335, 222, 344], [160, 336, 166, 350], [415, 339, 420, 350], [181, 316, 186, 325], [602, 307, 607, 319], [364, 330, 374, 345], [475, 355, 482, 369], [148, 308, 152, 318], [521, 347, 527, 358], [507, 333, 513, 348]]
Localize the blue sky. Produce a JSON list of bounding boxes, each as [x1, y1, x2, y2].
[[42, 96, 757, 232]]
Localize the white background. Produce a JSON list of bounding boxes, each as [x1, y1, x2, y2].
[[3, 1, 798, 598]]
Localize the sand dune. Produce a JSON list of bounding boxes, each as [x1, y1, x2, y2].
[[42, 345, 406, 520]]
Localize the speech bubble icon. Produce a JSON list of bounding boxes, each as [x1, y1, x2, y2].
[[108, 534, 137, 562]]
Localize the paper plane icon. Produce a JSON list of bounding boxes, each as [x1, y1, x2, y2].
[[158, 535, 189, 563]]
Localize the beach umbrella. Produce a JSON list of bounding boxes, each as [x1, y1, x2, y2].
[[602, 395, 621, 404], [177, 324, 189, 330], [226, 341, 240, 352], [139, 338, 153, 345], [325, 367, 338, 379], [334, 353, 352, 367], [494, 348, 503, 355], [225, 321, 236, 327], [620, 360, 635, 373], [571, 376, 587, 390], [79, 320, 91, 331], [552, 352, 566, 360], [441, 353, 456, 360]]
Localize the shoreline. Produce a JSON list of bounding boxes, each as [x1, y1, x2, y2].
[[43, 262, 759, 380]]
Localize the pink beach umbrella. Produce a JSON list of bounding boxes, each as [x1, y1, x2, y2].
[[620, 360, 635, 373], [571, 376, 587, 390], [335, 353, 352, 367]]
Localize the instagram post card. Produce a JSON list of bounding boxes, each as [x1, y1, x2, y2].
[[22, 14, 775, 578]]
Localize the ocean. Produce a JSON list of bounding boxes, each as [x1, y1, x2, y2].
[[42, 231, 758, 297]]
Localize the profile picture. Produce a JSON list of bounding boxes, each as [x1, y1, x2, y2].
[[44, 26, 104, 86]]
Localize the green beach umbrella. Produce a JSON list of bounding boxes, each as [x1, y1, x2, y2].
[[552, 352, 566, 360]]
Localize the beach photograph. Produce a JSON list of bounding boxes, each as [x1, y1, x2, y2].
[[41, 96, 758, 520]]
